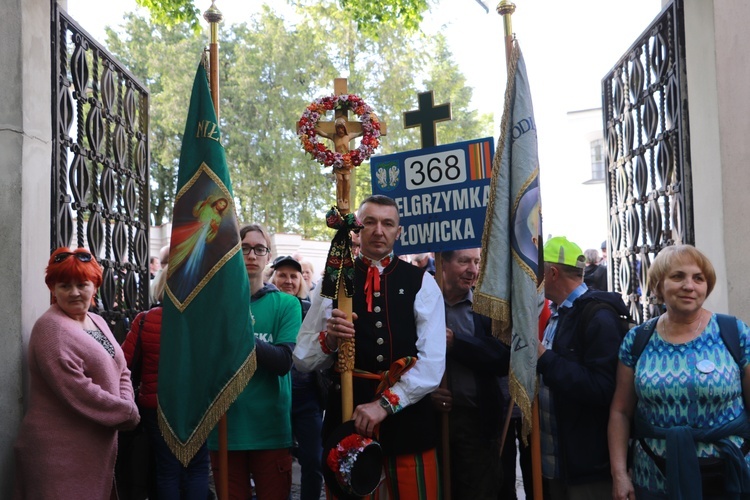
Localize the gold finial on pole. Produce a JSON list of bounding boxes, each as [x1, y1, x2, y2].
[[497, 1, 516, 67], [203, 2, 223, 116], [203, 1, 224, 42]]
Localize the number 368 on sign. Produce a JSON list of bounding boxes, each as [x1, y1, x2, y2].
[[405, 150, 467, 191]]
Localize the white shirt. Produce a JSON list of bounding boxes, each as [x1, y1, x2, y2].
[[293, 270, 446, 409]]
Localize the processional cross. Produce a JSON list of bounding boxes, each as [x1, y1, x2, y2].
[[313, 78, 387, 212], [299, 77, 387, 421]]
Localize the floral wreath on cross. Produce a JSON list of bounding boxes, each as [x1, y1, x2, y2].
[[298, 94, 381, 169]]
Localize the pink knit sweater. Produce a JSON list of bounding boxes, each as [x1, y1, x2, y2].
[[14, 305, 140, 499]]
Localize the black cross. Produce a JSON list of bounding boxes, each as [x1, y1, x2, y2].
[[403, 91, 452, 148]]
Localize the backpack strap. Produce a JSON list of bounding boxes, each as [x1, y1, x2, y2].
[[580, 299, 632, 338], [580, 301, 614, 334], [716, 313, 741, 366], [631, 317, 659, 362]]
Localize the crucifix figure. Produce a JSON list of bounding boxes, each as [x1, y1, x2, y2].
[[313, 78, 387, 212], [315, 115, 362, 211]]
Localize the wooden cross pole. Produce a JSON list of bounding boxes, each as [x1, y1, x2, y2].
[[316, 78, 358, 213], [312, 78, 387, 421]]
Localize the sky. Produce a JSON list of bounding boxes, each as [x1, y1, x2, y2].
[[66, 0, 663, 251]]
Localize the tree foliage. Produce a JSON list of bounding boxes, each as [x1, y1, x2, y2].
[[336, 0, 431, 38], [104, 1, 492, 238], [135, 0, 432, 37], [135, 0, 201, 32], [104, 15, 205, 225]]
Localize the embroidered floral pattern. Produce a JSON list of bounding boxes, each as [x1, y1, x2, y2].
[[320, 207, 363, 300], [382, 388, 402, 413]]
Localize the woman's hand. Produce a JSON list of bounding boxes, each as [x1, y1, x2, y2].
[[116, 401, 141, 431], [612, 471, 636, 500]]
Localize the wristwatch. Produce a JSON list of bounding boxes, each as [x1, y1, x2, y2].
[[378, 396, 394, 415]]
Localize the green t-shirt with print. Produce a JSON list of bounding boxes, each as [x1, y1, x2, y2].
[[208, 288, 301, 450]]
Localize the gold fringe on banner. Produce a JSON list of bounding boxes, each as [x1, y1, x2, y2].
[[472, 292, 512, 342], [158, 349, 257, 467], [509, 369, 536, 445], [473, 41, 520, 343]]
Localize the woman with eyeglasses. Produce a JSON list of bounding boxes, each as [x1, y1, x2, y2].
[[13, 247, 140, 499], [207, 224, 302, 500]]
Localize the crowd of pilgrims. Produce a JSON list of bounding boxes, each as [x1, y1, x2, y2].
[[12, 196, 750, 500]]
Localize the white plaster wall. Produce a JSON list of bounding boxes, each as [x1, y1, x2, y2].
[[681, 0, 729, 315], [683, 0, 750, 322], [0, 1, 25, 493], [712, 1, 750, 321], [0, 0, 52, 496]]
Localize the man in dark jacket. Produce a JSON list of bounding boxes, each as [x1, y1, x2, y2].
[[537, 236, 628, 500], [431, 248, 510, 500]]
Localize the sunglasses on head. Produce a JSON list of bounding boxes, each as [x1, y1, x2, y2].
[[54, 252, 93, 263]]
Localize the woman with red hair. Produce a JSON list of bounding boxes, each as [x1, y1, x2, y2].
[[14, 247, 140, 499]]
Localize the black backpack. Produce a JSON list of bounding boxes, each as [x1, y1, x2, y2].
[[579, 300, 634, 340]]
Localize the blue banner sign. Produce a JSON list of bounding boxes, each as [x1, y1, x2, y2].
[[370, 137, 494, 255]]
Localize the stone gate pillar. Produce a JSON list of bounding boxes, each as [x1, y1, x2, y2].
[[0, 0, 54, 496]]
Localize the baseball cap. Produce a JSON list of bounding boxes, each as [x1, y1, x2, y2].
[[544, 236, 585, 269], [271, 255, 302, 272]]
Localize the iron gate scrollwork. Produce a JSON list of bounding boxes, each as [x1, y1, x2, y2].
[[601, 0, 693, 325], [52, 5, 151, 339]]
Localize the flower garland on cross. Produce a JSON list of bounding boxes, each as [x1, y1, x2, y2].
[[297, 79, 387, 422], [298, 92, 383, 212]]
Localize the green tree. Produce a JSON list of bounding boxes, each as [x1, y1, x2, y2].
[[135, 0, 433, 36], [105, 3, 491, 237], [337, 0, 431, 37], [218, 8, 337, 236], [104, 15, 205, 225], [421, 33, 494, 146]]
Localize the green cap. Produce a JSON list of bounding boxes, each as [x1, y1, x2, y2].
[[544, 236, 585, 269]]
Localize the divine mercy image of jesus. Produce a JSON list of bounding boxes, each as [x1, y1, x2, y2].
[[168, 189, 236, 303]]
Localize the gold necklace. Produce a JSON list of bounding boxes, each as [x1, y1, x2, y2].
[[665, 311, 704, 339]]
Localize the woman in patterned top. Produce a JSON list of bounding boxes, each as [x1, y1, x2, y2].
[[609, 244, 750, 499], [14, 247, 140, 499]]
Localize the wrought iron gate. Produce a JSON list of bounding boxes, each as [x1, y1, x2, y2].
[[601, 0, 692, 325], [51, 5, 151, 338]]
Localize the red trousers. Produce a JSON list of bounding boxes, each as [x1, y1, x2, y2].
[[210, 448, 292, 500]]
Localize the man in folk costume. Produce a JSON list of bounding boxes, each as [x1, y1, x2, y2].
[[294, 194, 446, 499]]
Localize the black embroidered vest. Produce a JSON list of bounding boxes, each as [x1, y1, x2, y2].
[[325, 258, 438, 456]]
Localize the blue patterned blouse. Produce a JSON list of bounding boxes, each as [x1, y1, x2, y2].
[[619, 314, 750, 494]]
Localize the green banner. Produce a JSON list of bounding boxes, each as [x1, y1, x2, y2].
[[158, 59, 256, 465]]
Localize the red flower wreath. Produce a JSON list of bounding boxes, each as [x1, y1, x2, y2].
[[326, 433, 375, 486], [298, 94, 381, 169]]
